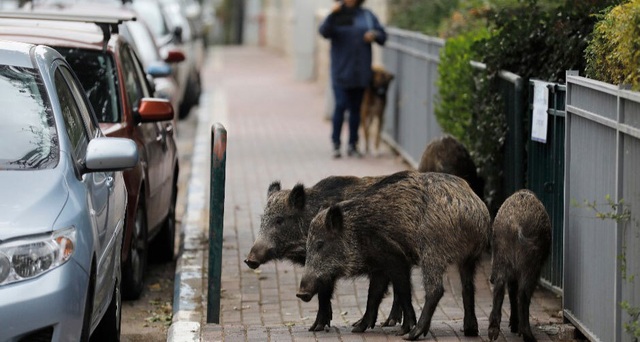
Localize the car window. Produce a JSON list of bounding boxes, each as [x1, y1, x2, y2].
[[58, 65, 100, 138], [124, 21, 162, 68], [0, 64, 58, 170], [120, 44, 151, 111], [55, 69, 89, 163], [56, 48, 120, 123]]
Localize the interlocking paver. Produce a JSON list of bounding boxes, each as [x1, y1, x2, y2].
[[177, 46, 567, 342]]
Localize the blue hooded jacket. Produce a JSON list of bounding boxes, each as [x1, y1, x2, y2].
[[319, 6, 387, 89]]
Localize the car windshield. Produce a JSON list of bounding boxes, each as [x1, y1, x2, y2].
[[56, 48, 120, 123], [0, 65, 58, 170]]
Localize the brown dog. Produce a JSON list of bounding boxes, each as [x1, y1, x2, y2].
[[360, 65, 394, 155]]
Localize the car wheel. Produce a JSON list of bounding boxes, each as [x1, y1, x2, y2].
[[91, 280, 121, 341], [122, 198, 148, 300], [152, 180, 177, 263]]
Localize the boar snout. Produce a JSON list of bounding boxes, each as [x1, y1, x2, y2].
[[244, 258, 261, 269], [296, 292, 314, 302], [297, 275, 317, 302], [244, 239, 275, 269]]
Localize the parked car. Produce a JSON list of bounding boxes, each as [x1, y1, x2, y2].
[[120, 18, 185, 115], [0, 6, 180, 300], [130, 0, 203, 119], [0, 40, 138, 341]]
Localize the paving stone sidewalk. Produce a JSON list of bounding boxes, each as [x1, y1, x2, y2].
[[168, 46, 569, 342]]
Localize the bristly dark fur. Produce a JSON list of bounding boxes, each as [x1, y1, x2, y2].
[[488, 189, 551, 342], [246, 172, 410, 332], [418, 135, 485, 201], [300, 171, 491, 339]]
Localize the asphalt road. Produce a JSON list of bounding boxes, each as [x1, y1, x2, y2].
[[120, 109, 198, 342]]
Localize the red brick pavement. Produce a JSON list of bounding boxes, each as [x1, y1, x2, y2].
[[172, 46, 568, 342]]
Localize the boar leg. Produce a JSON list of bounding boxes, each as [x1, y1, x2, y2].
[[404, 265, 445, 341], [518, 275, 537, 342], [459, 257, 479, 336], [309, 287, 334, 331], [351, 272, 388, 333], [488, 275, 506, 341], [391, 267, 416, 336], [508, 278, 519, 333], [382, 283, 403, 327]]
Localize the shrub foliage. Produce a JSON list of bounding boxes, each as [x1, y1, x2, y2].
[[585, 0, 640, 90]]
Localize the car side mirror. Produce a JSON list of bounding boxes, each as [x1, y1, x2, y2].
[[135, 97, 174, 123], [164, 49, 185, 64], [147, 61, 173, 78], [84, 137, 139, 173]]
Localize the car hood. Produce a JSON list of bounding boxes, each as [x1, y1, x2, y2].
[[0, 170, 68, 241]]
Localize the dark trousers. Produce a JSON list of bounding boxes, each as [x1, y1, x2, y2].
[[331, 85, 365, 148]]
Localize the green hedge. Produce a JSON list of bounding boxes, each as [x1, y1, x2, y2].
[[433, 0, 620, 213], [586, 0, 640, 90]]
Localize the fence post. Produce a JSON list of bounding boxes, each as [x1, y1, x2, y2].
[[207, 122, 227, 323]]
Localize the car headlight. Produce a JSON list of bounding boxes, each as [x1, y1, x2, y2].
[[0, 227, 76, 286]]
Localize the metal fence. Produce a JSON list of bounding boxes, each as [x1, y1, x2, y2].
[[527, 80, 566, 293], [564, 73, 640, 342], [381, 29, 526, 206], [381, 28, 444, 168]]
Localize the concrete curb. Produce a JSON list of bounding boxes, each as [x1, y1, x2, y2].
[[167, 91, 213, 342]]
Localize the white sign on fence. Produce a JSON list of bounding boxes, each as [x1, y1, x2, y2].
[[532, 80, 551, 143]]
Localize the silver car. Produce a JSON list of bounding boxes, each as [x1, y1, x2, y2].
[[0, 40, 138, 341]]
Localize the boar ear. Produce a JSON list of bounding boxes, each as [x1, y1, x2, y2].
[[325, 205, 344, 234], [268, 181, 281, 197], [289, 183, 306, 210]]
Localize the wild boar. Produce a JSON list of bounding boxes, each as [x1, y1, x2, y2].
[[488, 189, 551, 342], [297, 170, 491, 340], [244, 174, 407, 331], [417, 135, 484, 201]]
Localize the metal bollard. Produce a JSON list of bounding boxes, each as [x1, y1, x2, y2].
[[207, 122, 227, 323]]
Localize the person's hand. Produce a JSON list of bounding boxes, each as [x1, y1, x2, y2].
[[331, 2, 342, 13], [364, 30, 377, 43]]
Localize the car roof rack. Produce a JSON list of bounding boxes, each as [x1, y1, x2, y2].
[[0, 9, 136, 51]]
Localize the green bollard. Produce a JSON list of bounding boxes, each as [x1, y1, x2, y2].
[[208, 122, 227, 323]]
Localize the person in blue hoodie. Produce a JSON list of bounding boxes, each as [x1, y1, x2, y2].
[[319, 0, 387, 158]]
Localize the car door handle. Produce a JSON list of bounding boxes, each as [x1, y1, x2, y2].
[[106, 176, 114, 190]]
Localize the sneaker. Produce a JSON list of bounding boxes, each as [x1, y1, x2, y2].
[[333, 145, 341, 158], [347, 145, 363, 158]]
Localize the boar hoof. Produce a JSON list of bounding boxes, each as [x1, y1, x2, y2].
[[383, 318, 398, 327], [404, 326, 425, 341], [351, 317, 374, 333], [382, 310, 402, 326], [487, 326, 500, 341], [351, 318, 363, 327], [309, 316, 331, 332], [396, 324, 411, 336], [308, 322, 329, 332], [351, 324, 366, 333]]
